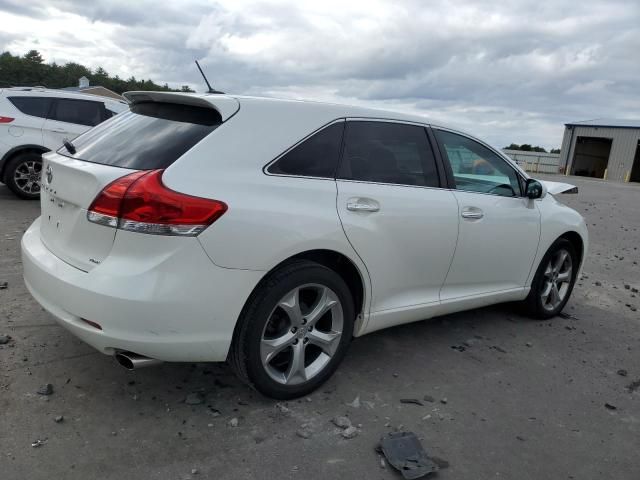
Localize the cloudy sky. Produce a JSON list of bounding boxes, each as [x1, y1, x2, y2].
[[1, 0, 639, 148]]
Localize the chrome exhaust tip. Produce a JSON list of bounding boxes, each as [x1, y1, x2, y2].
[[115, 352, 162, 370]]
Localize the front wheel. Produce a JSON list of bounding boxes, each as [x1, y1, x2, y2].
[[522, 238, 578, 319], [229, 260, 355, 399]]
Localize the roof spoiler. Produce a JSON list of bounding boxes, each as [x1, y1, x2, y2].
[[123, 91, 239, 121]]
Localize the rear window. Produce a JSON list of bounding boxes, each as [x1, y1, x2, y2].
[[8, 97, 53, 119], [59, 102, 222, 169]]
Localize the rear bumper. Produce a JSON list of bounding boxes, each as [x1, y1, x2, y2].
[[22, 217, 264, 362]]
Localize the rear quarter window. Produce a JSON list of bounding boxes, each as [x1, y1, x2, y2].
[[267, 121, 345, 178], [60, 102, 222, 169]]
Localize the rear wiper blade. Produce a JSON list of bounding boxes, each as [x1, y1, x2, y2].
[[63, 139, 76, 155]]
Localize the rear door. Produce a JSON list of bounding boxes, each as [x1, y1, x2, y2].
[[433, 128, 541, 299], [42, 98, 108, 149], [5, 96, 52, 146], [39, 99, 227, 271], [336, 120, 458, 330]]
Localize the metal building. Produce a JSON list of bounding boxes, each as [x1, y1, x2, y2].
[[559, 119, 640, 182], [503, 149, 560, 174]]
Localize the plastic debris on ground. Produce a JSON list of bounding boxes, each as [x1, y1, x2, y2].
[[379, 431, 439, 479]]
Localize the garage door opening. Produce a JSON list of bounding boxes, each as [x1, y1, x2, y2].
[[630, 141, 640, 183], [571, 136, 612, 179]]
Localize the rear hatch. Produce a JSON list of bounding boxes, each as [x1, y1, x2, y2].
[[40, 93, 239, 271]]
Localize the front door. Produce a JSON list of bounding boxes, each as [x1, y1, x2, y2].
[[433, 128, 541, 299], [336, 120, 459, 331]]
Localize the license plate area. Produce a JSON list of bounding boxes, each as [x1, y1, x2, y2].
[[41, 188, 78, 239], [37, 153, 121, 271]]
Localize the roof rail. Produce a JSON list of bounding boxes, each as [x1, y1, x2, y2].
[[8, 86, 47, 91]]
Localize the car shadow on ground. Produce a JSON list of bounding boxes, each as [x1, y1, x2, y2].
[[56, 302, 544, 408]]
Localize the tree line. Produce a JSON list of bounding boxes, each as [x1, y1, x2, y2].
[[504, 143, 560, 154], [0, 50, 194, 94]]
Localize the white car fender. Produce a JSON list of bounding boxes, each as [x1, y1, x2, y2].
[[525, 194, 589, 287]]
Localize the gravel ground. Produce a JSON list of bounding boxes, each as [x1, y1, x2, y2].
[[1, 175, 639, 480]]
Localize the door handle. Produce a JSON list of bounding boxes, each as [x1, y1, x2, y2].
[[51, 128, 67, 133], [461, 207, 484, 219], [347, 198, 380, 212]]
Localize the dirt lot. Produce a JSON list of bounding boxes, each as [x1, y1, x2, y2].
[[1, 175, 639, 480]]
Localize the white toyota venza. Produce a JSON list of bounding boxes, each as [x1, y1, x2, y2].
[[22, 92, 588, 399]]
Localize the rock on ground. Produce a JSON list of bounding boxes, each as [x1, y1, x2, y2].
[[340, 426, 359, 439], [332, 416, 352, 429], [37, 384, 53, 396]]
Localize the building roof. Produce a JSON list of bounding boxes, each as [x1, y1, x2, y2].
[[60, 76, 124, 101], [565, 118, 640, 129], [61, 85, 123, 100], [503, 149, 559, 158]]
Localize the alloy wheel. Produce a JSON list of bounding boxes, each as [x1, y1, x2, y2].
[[260, 284, 344, 385], [540, 248, 573, 311], [13, 160, 42, 195]]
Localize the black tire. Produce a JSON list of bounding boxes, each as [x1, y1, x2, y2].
[[4, 152, 43, 200], [228, 260, 355, 399], [522, 238, 578, 319]]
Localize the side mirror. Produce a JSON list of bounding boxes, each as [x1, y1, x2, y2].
[[525, 179, 545, 199]]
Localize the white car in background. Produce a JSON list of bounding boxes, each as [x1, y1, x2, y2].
[[21, 92, 588, 399], [0, 87, 128, 199]]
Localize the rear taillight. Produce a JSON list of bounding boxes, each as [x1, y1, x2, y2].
[[87, 170, 227, 236], [87, 170, 149, 226], [0, 116, 14, 123]]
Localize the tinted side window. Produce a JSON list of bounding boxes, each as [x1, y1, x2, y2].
[[51, 99, 106, 127], [8, 97, 52, 119], [338, 121, 439, 187], [434, 130, 521, 197], [268, 122, 345, 178]]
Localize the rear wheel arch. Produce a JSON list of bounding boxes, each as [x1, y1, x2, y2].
[[228, 256, 359, 398], [287, 249, 366, 318], [1, 145, 49, 180], [231, 249, 367, 346], [263, 250, 365, 314]]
